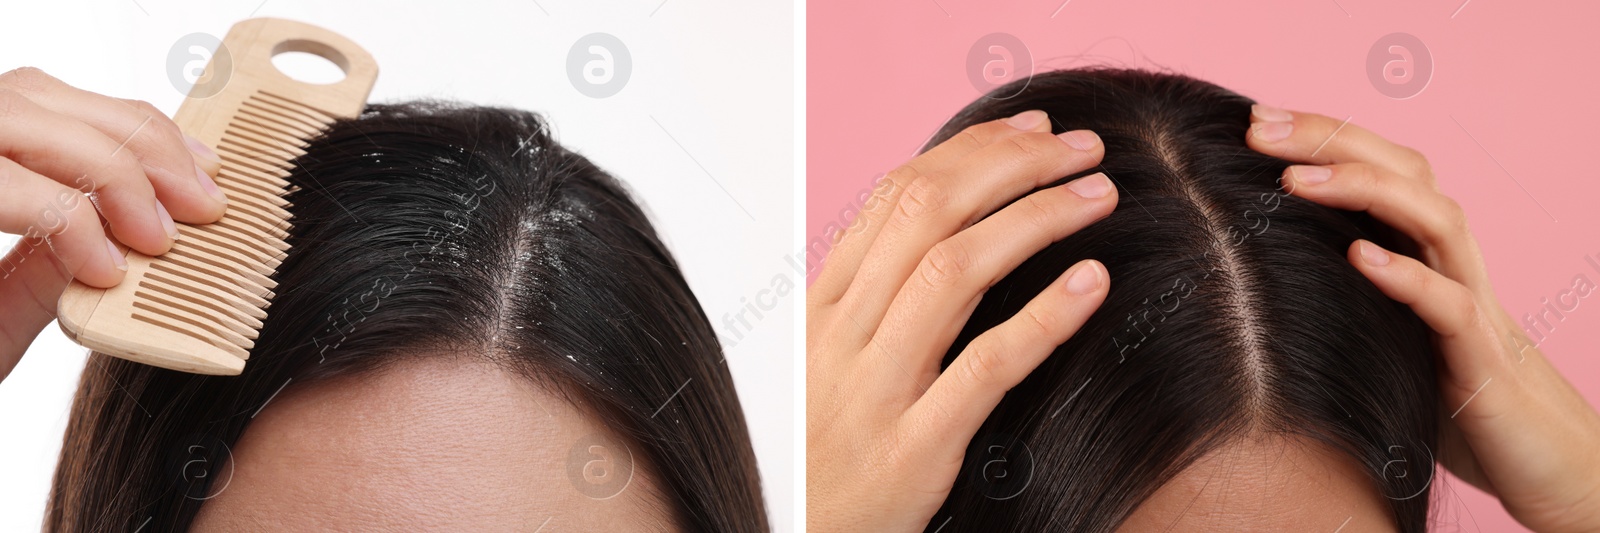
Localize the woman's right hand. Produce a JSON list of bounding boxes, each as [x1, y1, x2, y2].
[[1250, 105, 1600, 533], [0, 67, 229, 382], [807, 109, 1117, 532]]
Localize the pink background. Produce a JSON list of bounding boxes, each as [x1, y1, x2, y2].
[[807, 0, 1599, 530]]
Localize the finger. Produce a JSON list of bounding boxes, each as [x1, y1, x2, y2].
[[184, 130, 223, 179], [1347, 240, 1509, 399], [900, 260, 1108, 457], [0, 67, 227, 223], [1284, 163, 1492, 294], [814, 110, 1053, 305], [1246, 105, 1431, 177], [870, 174, 1116, 384], [835, 128, 1105, 343], [0, 157, 124, 288], [1355, 239, 1600, 515], [0, 88, 175, 256]]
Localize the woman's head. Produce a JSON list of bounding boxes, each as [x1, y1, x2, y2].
[[48, 102, 766, 531], [925, 69, 1437, 531]]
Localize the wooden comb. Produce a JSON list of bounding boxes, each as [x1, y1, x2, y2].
[[57, 18, 378, 375]]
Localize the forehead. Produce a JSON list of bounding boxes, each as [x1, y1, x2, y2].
[[1118, 434, 1398, 532], [190, 355, 675, 531]]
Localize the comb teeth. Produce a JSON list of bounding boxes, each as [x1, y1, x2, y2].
[[120, 91, 332, 356], [56, 17, 377, 375]]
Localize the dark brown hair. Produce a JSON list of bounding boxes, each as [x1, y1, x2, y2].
[[47, 102, 767, 532]]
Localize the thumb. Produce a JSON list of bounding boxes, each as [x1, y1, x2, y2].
[[0, 238, 76, 382]]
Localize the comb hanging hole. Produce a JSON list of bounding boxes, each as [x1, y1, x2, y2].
[[270, 41, 347, 85]]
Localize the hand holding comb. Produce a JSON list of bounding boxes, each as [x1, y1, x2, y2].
[[57, 18, 378, 375]]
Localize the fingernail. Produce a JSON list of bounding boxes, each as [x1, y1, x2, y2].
[[1006, 110, 1048, 130], [1058, 129, 1100, 151], [156, 201, 178, 239], [1067, 173, 1112, 199], [1066, 261, 1102, 295], [196, 164, 228, 205], [1252, 104, 1293, 123], [1289, 165, 1331, 185], [184, 134, 220, 164], [1358, 241, 1390, 266], [105, 238, 127, 271], [1252, 121, 1293, 142]]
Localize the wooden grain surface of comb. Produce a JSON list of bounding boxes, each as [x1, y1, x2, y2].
[[56, 18, 377, 375]]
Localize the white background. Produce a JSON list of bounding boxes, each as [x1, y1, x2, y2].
[[0, 1, 797, 530]]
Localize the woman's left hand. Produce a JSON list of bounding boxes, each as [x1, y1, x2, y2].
[[1248, 104, 1600, 533]]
